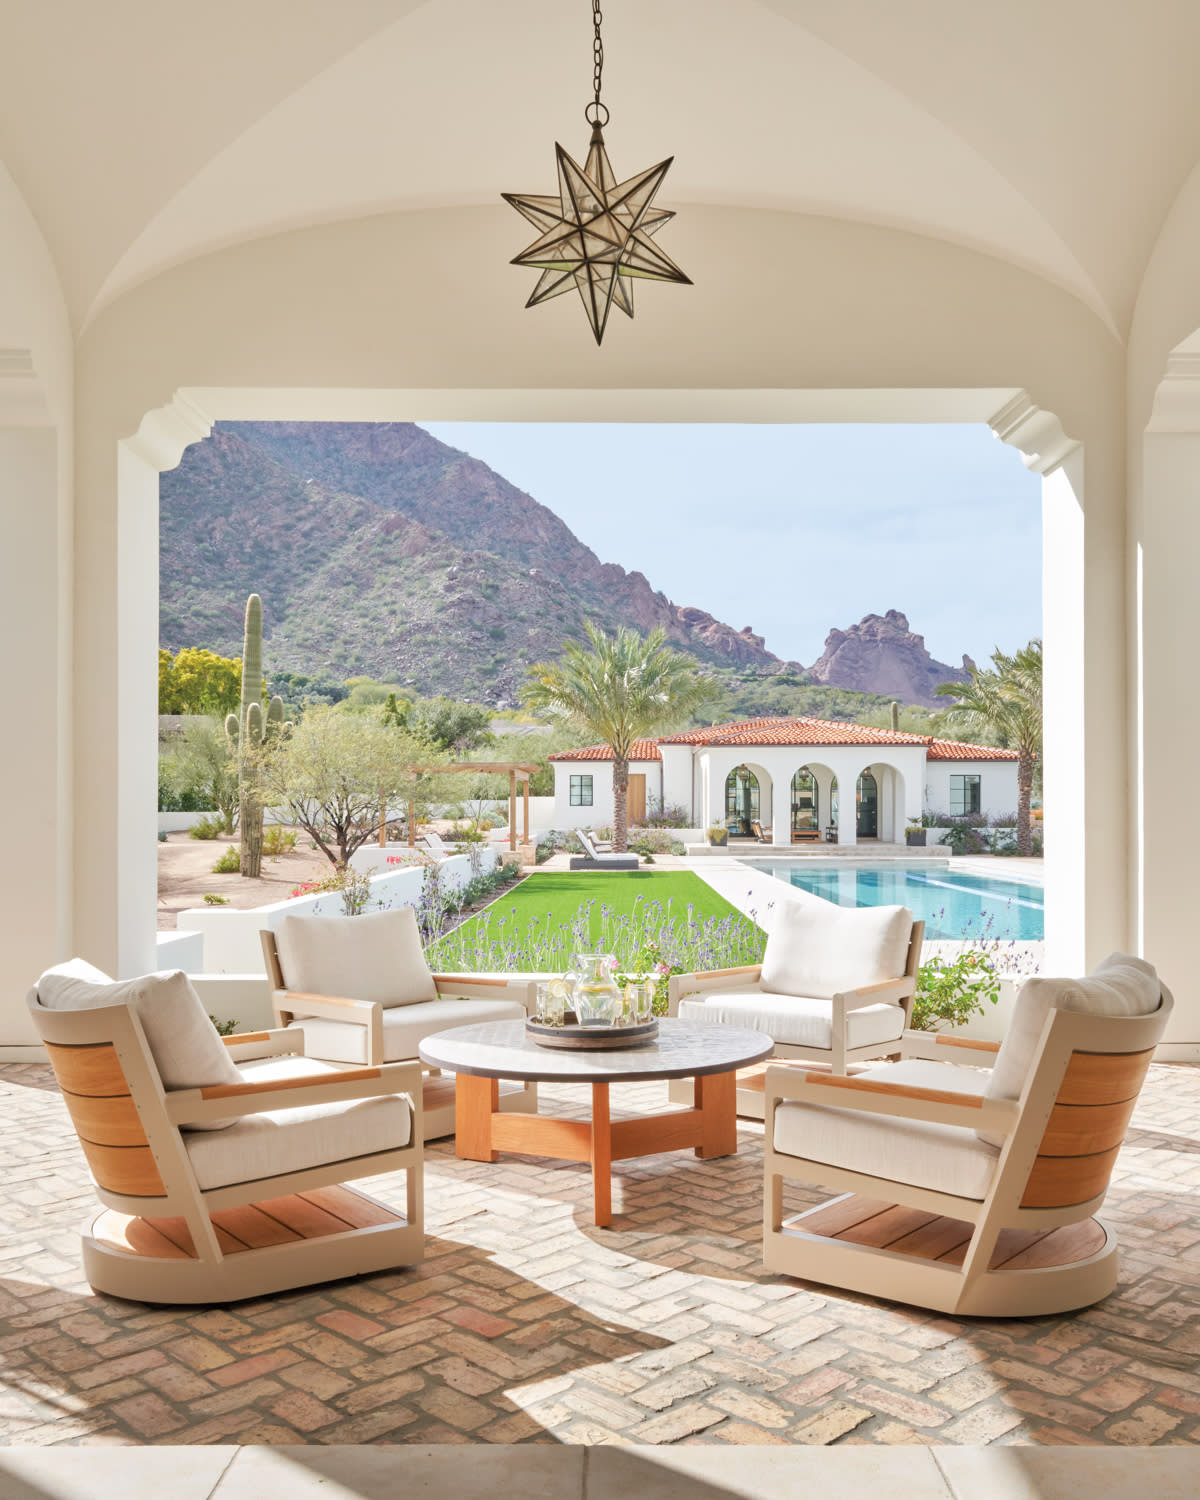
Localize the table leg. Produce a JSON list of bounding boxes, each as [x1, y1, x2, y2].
[[695, 1069, 737, 1158], [590, 1082, 612, 1227], [455, 1074, 498, 1161]]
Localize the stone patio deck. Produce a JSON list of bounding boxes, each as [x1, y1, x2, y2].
[[3, 1059, 1200, 1449]]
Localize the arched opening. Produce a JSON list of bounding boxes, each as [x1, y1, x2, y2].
[[725, 765, 760, 837], [856, 770, 879, 839], [790, 767, 819, 841]]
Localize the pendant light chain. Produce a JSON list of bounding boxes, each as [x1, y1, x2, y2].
[[586, 2, 609, 127], [592, 1, 604, 107]]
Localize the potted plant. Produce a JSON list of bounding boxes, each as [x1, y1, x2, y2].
[[905, 819, 926, 847], [706, 822, 729, 847]]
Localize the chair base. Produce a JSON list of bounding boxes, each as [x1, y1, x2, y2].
[[765, 1193, 1118, 1317], [85, 1185, 422, 1304], [669, 1058, 875, 1120]]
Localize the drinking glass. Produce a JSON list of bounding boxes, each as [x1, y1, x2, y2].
[[635, 982, 655, 1025]]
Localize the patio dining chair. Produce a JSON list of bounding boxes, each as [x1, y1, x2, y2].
[[763, 954, 1172, 1317], [263, 906, 537, 1137], [668, 901, 923, 1115], [28, 960, 423, 1304]]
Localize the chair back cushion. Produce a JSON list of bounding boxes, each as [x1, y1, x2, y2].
[[274, 907, 437, 1008], [35, 960, 242, 1128], [979, 952, 1162, 1147], [760, 901, 913, 1000]]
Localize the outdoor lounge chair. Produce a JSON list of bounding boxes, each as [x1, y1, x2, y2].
[[763, 953, 1172, 1317], [667, 902, 923, 1115], [262, 907, 536, 1137], [569, 829, 639, 871], [751, 821, 773, 843], [28, 960, 423, 1304]]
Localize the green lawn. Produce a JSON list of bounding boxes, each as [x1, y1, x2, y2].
[[427, 869, 765, 974]]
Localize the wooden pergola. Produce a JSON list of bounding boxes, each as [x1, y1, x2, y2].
[[383, 762, 542, 852]]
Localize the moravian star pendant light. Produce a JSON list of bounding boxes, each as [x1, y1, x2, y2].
[[502, 0, 691, 346]]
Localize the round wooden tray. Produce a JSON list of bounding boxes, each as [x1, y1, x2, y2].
[[525, 1012, 660, 1051]]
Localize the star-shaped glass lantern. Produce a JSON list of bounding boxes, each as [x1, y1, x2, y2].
[[503, 115, 691, 346]]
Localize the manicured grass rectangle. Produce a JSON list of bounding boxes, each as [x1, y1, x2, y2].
[[427, 869, 765, 975]]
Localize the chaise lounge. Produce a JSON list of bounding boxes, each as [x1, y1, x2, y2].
[[569, 829, 639, 870]]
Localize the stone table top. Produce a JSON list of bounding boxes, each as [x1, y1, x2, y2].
[[418, 1018, 773, 1084]]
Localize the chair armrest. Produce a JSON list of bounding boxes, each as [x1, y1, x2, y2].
[[276, 991, 378, 1025], [220, 1029, 304, 1062], [833, 976, 914, 1011], [668, 966, 763, 1016], [164, 1059, 424, 1127], [432, 973, 533, 1011], [901, 1030, 1001, 1067], [763, 1064, 1018, 1135]]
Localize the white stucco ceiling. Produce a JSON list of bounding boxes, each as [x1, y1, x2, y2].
[[2, 0, 1198, 335]]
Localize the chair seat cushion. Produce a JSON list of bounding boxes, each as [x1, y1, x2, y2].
[[274, 907, 437, 1009], [677, 990, 905, 1053], [182, 1057, 412, 1191], [286, 995, 527, 1064], [760, 901, 913, 1000], [773, 1059, 999, 1201]]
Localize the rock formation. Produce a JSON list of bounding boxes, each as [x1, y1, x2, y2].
[[806, 610, 971, 708]]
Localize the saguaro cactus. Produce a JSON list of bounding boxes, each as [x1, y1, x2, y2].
[[226, 594, 286, 878]]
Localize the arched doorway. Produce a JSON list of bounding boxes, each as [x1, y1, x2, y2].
[[791, 767, 819, 840], [725, 765, 760, 836], [857, 770, 879, 838]]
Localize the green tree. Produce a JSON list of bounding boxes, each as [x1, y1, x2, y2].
[[414, 697, 495, 755], [523, 625, 721, 851], [936, 640, 1042, 856], [260, 705, 437, 867], [174, 717, 239, 833], [380, 691, 411, 729], [159, 647, 251, 716]]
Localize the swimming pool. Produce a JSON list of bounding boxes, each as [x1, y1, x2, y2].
[[745, 860, 1044, 941]]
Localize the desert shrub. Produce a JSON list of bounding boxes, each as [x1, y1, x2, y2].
[[938, 818, 988, 855], [989, 811, 1018, 827], [641, 800, 691, 829], [189, 813, 228, 840], [262, 824, 298, 856], [209, 1015, 239, 1035], [202, 893, 229, 905], [211, 845, 241, 873]]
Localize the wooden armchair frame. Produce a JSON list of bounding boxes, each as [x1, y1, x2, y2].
[[666, 921, 925, 1116], [29, 994, 423, 1305], [262, 929, 537, 1139], [763, 991, 1173, 1317]]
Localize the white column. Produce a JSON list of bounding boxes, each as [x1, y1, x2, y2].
[[0, 427, 67, 1053], [1141, 432, 1200, 1044], [771, 765, 792, 847]]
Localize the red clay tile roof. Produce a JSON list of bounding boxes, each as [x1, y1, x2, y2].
[[924, 737, 1018, 761], [549, 722, 1019, 762], [661, 716, 929, 748], [548, 740, 663, 763]]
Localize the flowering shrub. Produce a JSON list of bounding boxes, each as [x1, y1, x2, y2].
[[427, 892, 766, 1014], [910, 910, 1040, 1030], [641, 800, 692, 830]]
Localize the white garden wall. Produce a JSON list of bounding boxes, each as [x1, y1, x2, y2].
[[178, 852, 486, 975]]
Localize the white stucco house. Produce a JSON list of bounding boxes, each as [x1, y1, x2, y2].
[[549, 717, 1019, 848]]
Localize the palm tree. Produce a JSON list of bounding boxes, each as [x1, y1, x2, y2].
[[936, 640, 1042, 856], [523, 625, 720, 851]]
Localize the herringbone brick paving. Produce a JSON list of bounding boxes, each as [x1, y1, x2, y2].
[[3, 1060, 1200, 1448]]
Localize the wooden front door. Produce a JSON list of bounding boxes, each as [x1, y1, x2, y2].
[[627, 773, 646, 825]]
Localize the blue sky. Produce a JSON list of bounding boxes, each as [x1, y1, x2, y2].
[[419, 423, 1041, 670]]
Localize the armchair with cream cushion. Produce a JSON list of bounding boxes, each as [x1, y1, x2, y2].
[[668, 902, 924, 1114], [763, 953, 1171, 1317], [29, 958, 423, 1304], [262, 907, 537, 1137]]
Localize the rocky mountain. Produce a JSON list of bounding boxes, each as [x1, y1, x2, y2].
[[159, 422, 801, 705], [159, 422, 971, 709], [807, 609, 972, 708]]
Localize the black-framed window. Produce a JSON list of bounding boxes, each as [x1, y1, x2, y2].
[[569, 774, 593, 807], [949, 773, 981, 816]]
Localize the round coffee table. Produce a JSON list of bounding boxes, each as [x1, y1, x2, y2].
[[418, 1019, 773, 1226]]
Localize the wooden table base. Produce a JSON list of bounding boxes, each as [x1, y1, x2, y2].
[[454, 1070, 739, 1227]]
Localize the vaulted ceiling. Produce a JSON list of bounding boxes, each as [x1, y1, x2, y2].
[[2, 0, 1198, 336]]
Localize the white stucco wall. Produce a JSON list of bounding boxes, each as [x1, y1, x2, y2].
[[923, 760, 1020, 823], [551, 759, 664, 830]]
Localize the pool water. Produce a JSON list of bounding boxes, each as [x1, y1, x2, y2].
[[746, 860, 1044, 941]]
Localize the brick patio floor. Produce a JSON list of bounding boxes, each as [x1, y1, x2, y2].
[[3, 1059, 1200, 1448]]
